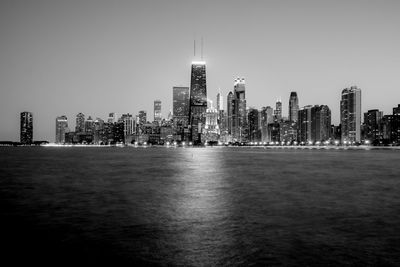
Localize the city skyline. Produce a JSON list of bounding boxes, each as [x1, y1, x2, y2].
[[1, 0, 400, 142]]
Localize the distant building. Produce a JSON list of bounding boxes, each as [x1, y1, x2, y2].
[[298, 105, 313, 143], [260, 106, 274, 142], [274, 99, 282, 122], [392, 104, 400, 144], [298, 105, 331, 144], [55, 115, 68, 144], [248, 108, 260, 142], [139, 110, 147, 125], [227, 91, 234, 135], [340, 86, 361, 144], [189, 61, 207, 143], [364, 109, 383, 144], [154, 100, 162, 123], [85, 116, 94, 134], [108, 113, 117, 124], [231, 77, 247, 141], [172, 86, 190, 138], [289, 92, 299, 123], [75, 113, 85, 133], [204, 103, 219, 142], [20, 111, 33, 144], [120, 113, 135, 144]]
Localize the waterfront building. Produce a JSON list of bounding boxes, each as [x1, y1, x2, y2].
[[173, 86, 190, 140], [280, 121, 297, 144], [248, 108, 260, 142], [260, 106, 274, 142], [20, 111, 33, 144], [188, 60, 207, 143], [340, 86, 361, 144], [154, 100, 162, 124], [392, 104, 400, 144], [364, 109, 383, 144], [204, 102, 219, 142], [231, 77, 247, 141], [55, 115, 68, 144], [289, 92, 299, 123], [298, 105, 313, 144], [120, 113, 135, 144], [227, 91, 234, 135], [75, 112, 85, 133], [311, 105, 331, 142]]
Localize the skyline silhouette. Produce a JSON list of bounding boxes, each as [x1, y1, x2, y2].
[[1, 0, 400, 141]]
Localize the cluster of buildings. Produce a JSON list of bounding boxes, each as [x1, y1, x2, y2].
[[16, 56, 400, 146]]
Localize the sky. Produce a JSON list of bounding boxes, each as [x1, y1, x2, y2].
[[1, 0, 400, 142]]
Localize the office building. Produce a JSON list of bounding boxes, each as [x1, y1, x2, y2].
[[340, 86, 361, 144], [55, 115, 68, 144], [20, 111, 33, 144], [289, 92, 299, 123], [188, 61, 207, 143]]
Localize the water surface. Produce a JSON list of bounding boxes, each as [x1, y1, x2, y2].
[[1, 147, 399, 266]]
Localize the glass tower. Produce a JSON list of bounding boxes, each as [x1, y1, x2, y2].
[[289, 92, 299, 123], [20, 111, 33, 144], [189, 61, 207, 143], [55, 115, 68, 144], [340, 86, 361, 144]]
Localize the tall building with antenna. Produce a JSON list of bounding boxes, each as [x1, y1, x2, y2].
[[189, 39, 207, 143]]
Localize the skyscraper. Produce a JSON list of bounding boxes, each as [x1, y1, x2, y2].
[[188, 61, 207, 143], [55, 115, 68, 144], [340, 86, 361, 144], [75, 113, 85, 133], [274, 99, 282, 121], [298, 105, 312, 143], [154, 100, 162, 123], [232, 77, 247, 141], [289, 92, 299, 123], [85, 116, 94, 134], [311, 105, 331, 142], [20, 111, 33, 144], [227, 91, 234, 135], [216, 91, 223, 112], [139, 110, 147, 125], [172, 86, 189, 126], [248, 108, 260, 142], [364, 109, 383, 143]]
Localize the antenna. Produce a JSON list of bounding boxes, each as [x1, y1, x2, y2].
[[201, 37, 203, 60], [194, 39, 196, 57]]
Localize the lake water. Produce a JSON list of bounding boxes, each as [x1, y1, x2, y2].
[[1, 147, 400, 266]]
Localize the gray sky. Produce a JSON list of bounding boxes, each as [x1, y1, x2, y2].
[[1, 0, 400, 141]]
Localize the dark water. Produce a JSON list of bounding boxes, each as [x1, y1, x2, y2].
[[1, 147, 400, 266]]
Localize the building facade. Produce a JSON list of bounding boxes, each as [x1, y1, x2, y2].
[[289, 92, 299, 123], [20, 111, 33, 144], [189, 61, 207, 143], [340, 86, 361, 144], [55, 115, 68, 144]]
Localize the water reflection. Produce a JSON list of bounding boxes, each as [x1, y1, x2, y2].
[[166, 148, 233, 265]]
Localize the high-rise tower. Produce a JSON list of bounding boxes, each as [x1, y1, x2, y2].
[[232, 77, 247, 141], [340, 86, 361, 144], [289, 92, 299, 123], [55, 115, 68, 144], [154, 100, 162, 123], [75, 113, 85, 133], [188, 61, 207, 143], [274, 99, 282, 121], [20, 111, 33, 144]]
